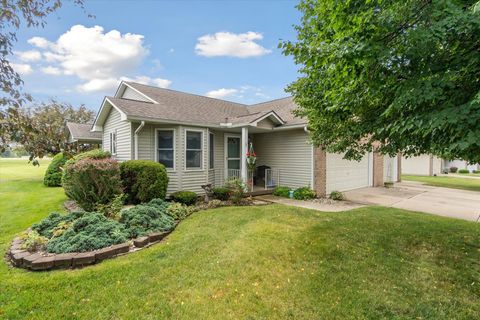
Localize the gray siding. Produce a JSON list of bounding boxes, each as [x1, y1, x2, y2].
[[103, 107, 131, 161], [210, 130, 225, 187], [252, 129, 312, 188], [122, 86, 151, 102]]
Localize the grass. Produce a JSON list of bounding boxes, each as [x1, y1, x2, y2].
[[402, 174, 480, 192], [0, 159, 479, 319]]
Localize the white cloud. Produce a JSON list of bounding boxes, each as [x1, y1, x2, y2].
[[195, 31, 271, 58], [11, 63, 33, 75], [24, 25, 172, 93], [15, 50, 42, 62], [206, 88, 239, 99], [121, 76, 172, 89], [41, 66, 62, 75]]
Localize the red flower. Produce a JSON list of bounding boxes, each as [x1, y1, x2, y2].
[[253, 153, 257, 157], [246, 152, 250, 157]]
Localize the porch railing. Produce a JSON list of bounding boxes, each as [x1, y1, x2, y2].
[[222, 168, 280, 192]]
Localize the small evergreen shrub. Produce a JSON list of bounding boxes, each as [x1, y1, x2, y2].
[[95, 193, 126, 219], [449, 166, 458, 173], [212, 187, 231, 201], [120, 204, 175, 238], [273, 186, 291, 198], [171, 191, 198, 206], [458, 169, 470, 174], [226, 178, 246, 205], [46, 212, 128, 253], [66, 149, 111, 165], [120, 160, 169, 204], [166, 202, 188, 220], [62, 158, 122, 211], [147, 198, 170, 212], [32, 211, 84, 238], [20, 230, 48, 252], [293, 187, 316, 200], [43, 153, 67, 187], [329, 190, 345, 201]]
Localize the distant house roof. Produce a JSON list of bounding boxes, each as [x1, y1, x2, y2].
[[93, 81, 307, 130], [66, 122, 102, 143]]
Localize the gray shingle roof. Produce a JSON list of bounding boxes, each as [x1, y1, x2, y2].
[[66, 122, 102, 141], [108, 82, 306, 127]]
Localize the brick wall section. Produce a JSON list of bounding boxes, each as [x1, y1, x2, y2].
[[373, 152, 384, 187], [314, 148, 327, 197]]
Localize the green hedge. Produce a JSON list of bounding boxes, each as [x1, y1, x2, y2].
[[171, 191, 198, 206], [458, 169, 470, 174], [120, 160, 169, 204], [293, 187, 316, 200], [273, 186, 291, 198], [43, 153, 67, 187], [62, 158, 123, 211], [212, 187, 231, 201]]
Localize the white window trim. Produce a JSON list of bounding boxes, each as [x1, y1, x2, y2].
[[224, 133, 241, 179], [209, 132, 215, 170], [110, 130, 117, 155], [155, 128, 176, 172], [184, 128, 204, 171]]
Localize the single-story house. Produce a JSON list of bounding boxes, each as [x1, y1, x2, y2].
[[66, 121, 102, 146], [91, 81, 400, 196], [402, 155, 479, 175]]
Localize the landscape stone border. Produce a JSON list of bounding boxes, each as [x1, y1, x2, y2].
[[6, 229, 173, 271]]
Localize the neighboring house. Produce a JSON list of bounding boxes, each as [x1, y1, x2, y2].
[[402, 155, 479, 175], [65, 122, 102, 146], [92, 81, 400, 196]]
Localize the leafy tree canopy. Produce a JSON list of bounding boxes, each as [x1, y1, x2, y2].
[[281, 0, 480, 162]]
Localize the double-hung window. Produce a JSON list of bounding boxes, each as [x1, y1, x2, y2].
[[209, 133, 214, 169], [157, 130, 174, 169], [186, 130, 202, 169], [109, 131, 117, 155]]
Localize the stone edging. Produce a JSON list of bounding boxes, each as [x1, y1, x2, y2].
[[7, 229, 174, 271]]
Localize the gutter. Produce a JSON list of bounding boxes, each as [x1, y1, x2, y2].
[[134, 121, 145, 160]]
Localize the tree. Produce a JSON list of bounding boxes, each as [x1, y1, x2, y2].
[[281, 0, 480, 163], [4, 100, 95, 163]]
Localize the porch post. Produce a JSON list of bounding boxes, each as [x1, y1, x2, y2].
[[241, 126, 248, 183]]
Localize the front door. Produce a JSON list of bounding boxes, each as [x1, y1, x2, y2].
[[225, 135, 241, 180]]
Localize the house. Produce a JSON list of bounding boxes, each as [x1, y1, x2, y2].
[[402, 155, 479, 175], [65, 121, 102, 146], [92, 81, 400, 196]]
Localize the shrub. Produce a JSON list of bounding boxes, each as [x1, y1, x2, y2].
[[46, 212, 128, 253], [32, 211, 84, 238], [458, 169, 470, 174], [207, 199, 223, 209], [449, 166, 458, 173], [120, 204, 175, 238], [226, 178, 246, 205], [171, 191, 198, 206], [293, 187, 316, 200], [66, 149, 111, 165], [273, 186, 291, 198], [147, 198, 170, 212], [43, 153, 67, 187], [95, 193, 126, 219], [212, 187, 230, 201], [120, 160, 169, 204], [166, 202, 188, 220], [20, 231, 48, 252], [62, 158, 123, 211], [473, 170, 479, 174], [329, 190, 345, 201]]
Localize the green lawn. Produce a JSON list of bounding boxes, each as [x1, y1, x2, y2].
[[402, 174, 480, 192], [1, 159, 479, 319]]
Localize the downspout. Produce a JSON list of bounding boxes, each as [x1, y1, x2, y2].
[[304, 126, 315, 190], [134, 121, 145, 160]]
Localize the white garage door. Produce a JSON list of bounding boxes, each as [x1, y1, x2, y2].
[[326, 153, 372, 193], [402, 155, 430, 175]]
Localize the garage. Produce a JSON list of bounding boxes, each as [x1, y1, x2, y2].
[[326, 152, 372, 193]]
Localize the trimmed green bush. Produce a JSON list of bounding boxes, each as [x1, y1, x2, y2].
[[212, 187, 231, 201], [171, 191, 198, 206], [458, 169, 470, 174], [120, 204, 175, 238], [147, 198, 170, 212], [32, 211, 85, 238], [449, 166, 458, 173], [329, 190, 345, 201], [273, 186, 291, 198], [120, 160, 169, 204], [43, 153, 67, 187], [293, 187, 316, 200], [46, 212, 128, 253], [62, 158, 123, 211], [66, 149, 111, 165], [166, 202, 189, 220]]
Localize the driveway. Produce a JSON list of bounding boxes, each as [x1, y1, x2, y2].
[[344, 181, 480, 222]]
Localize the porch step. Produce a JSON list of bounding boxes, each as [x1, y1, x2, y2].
[[247, 189, 274, 196]]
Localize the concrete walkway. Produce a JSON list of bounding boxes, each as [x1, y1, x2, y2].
[[344, 182, 480, 222], [256, 195, 363, 212], [439, 173, 480, 180]]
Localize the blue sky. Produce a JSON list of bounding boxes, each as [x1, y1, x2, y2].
[[11, 0, 301, 112]]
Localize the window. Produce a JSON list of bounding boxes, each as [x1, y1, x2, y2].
[[157, 130, 174, 169], [209, 133, 214, 169], [109, 131, 117, 155], [186, 130, 202, 169]]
